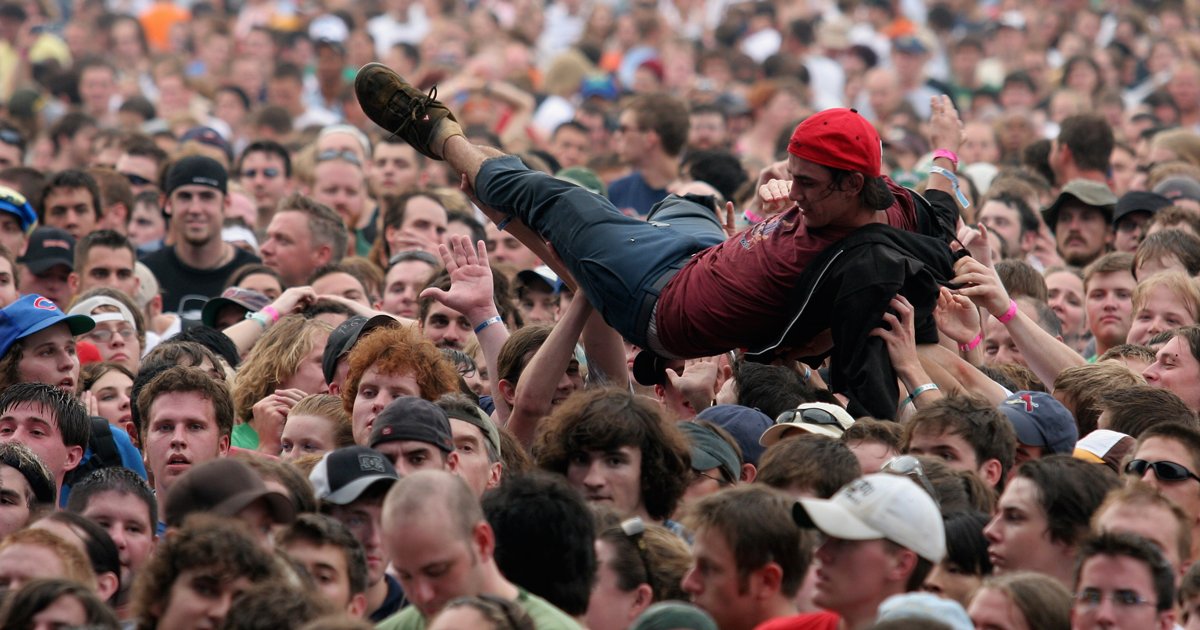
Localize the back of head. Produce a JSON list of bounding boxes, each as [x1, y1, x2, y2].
[[1058, 113, 1114, 173], [222, 580, 335, 630], [733, 362, 815, 420], [596, 519, 692, 603], [1099, 384, 1197, 437], [481, 472, 595, 615], [682, 485, 810, 598], [995, 259, 1047, 301], [1053, 362, 1144, 436], [757, 433, 861, 498], [977, 571, 1072, 630], [625, 93, 690, 157], [382, 470, 482, 542]]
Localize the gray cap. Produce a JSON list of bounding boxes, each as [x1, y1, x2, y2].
[[1043, 179, 1117, 227]]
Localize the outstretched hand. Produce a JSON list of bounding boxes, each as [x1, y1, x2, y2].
[[928, 95, 964, 154], [871, 295, 921, 374], [934, 286, 981, 345], [419, 234, 497, 322]]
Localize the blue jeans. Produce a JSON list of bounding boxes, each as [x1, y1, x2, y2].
[[475, 156, 726, 347]]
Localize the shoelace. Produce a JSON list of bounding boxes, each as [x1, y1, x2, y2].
[[385, 85, 438, 134]]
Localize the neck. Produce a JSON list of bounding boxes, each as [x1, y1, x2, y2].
[[748, 598, 798, 630], [175, 237, 231, 269], [1058, 164, 1107, 187], [838, 589, 900, 630], [366, 576, 389, 616], [638, 153, 679, 190], [478, 563, 520, 602]]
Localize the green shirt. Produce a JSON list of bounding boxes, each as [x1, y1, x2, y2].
[[231, 422, 259, 450], [375, 587, 582, 630]]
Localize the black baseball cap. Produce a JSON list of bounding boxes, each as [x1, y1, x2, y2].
[[163, 154, 228, 196], [17, 227, 74, 274], [163, 458, 296, 528], [309, 446, 399, 505], [322, 314, 398, 385], [369, 396, 455, 453]]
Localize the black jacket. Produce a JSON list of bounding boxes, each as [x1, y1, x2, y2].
[[745, 189, 962, 419]]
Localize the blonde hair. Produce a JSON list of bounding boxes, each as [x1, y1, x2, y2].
[[288, 394, 354, 448], [1150, 129, 1200, 168], [232, 316, 334, 422], [0, 528, 96, 591], [1132, 271, 1200, 323]]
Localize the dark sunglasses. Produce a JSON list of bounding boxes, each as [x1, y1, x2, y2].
[[241, 167, 281, 179], [774, 407, 841, 427], [0, 128, 22, 147], [121, 172, 154, 186], [1124, 459, 1200, 484]]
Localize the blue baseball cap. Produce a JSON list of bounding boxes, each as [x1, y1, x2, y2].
[[0, 185, 37, 233], [998, 391, 1078, 455], [0, 294, 95, 356]]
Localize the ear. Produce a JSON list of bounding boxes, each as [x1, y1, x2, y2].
[[978, 458, 1003, 488], [445, 450, 459, 472], [347, 592, 368, 619], [218, 434, 231, 456], [740, 462, 757, 484], [314, 243, 333, 266], [122, 421, 139, 449], [473, 520, 495, 560], [97, 570, 120, 602], [487, 461, 502, 489], [628, 583, 654, 621], [63, 444, 84, 472], [1158, 609, 1177, 630], [887, 548, 919, 584], [752, 562, 784, 599], [496, 379, 517, 407], [67, 272, 80, 293]]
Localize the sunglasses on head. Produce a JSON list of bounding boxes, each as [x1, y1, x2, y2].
[[1124, 459, 1200, 483], [0, 128, 22, 147], [315, 149, 362, 166], [775, 407, 841, 427]]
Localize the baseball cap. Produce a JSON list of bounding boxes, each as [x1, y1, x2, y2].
[[696, 405, 773, 466], [201, 287, 271, 328], [997, 391, 1078, 455], [760, 402, 856, 445], [679, 422, 740, 483], [444, 404, 502, 459], [1113, 191, 1171, 225], [67, 296, 136, 327], [309, 445, 399, 505], [322, 314, 399, 385], [629, 602, 717, 630], [179, 126, 233, 162], [892, 36, 928, 56], [17, 227, 74, 274], [787, 108, 882, 178], [1074, 429, 1136, 474], [0, 294, 94, 356], [876, 593, 972, 630], [793, 473, 946, 563], [0, 185, 37, 233], [556, 167, 607, 197], [163, 458, 296, 528], [1153, 176, 1200, 203], [1042, 179, 1118, 227], [369, 397, 455, 453], [163, 155, 228, 197], [516, 265, 563, 294]]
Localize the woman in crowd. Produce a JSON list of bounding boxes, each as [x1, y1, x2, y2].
[[0, 578, 119, 630], [585, 517, 693, 630], [966, 571, 1071, 630], [81, 362, 135, 437], [279, 394, 355, 461], [1125, 271, 1200, 346]]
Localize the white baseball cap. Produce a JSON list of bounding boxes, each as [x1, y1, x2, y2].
[[793, 473, 946, 563], [759, 402, 855, 445]]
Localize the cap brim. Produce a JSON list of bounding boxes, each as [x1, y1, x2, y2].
[[21, 258, 72, 275], [793, 499, 886, 541], [18, 312, 95, 342], [200, 298, 240, 328], [322, 474, 397, 505], [759, 422, 843, 446], [215, 489, 297, 524]]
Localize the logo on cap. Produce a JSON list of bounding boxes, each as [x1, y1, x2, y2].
[[42, 239, 70, 251], [32, 297, 56, 311], [841, 478, 876, 504], [359, 454, 385, 473], [1006, 393, 1039, 412]]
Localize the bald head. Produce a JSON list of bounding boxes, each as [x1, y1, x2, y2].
[[382, 470, 482, 540]]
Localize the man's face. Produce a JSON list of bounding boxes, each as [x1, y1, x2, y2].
[[787, 155, 863, 230], [386, 509, 485, 619], [1127, 286, 1196, 346], [518, 286, 559, 325], [144, 391, 230, 496], [421, 302, 473, 350], [0, 401, 81, 486], [1055, 204, 1112, 266], [239, 151, 290, 212], [484, 222, 539, 270], [312, 272, 371, 307], [550, 126, 591, 168], [681, 526, 758, 629], [380, 261, 435, 318], [328, 495, 388, 587], [80, 66, 116, 116], [385, 196, 448, 255], [373, 440, 454, 477], [19, 263, 72, 310], [0, 141, 21, 169], [1114, 211, 1152, 253], [1143, 337, 1200, 411], [76, 245, 138, 297], [157, 569, 254, 630], [566, 446, 644, 518], [280, 540, 358, 612], [350, 367, 421, 445], [449, 418, 498, 496], [371, 143, 420, 197], [1071, 554, 1173, 630], [128, 203, 166, 247], [614, 110, 649, 165], [115, 154, 160, 196], [811, 536, 895, 615], [983, 314, 1025, 367], [1085, 271, 1136, 349], [687, 112, 727, 151], [0, 213, 24, 258], [43, 187, 98, 240], [984, 477, 1065, 576], [80, 489, 156, 582], [978, 201, 1024, 257], [904, 428, 980, 473], [0, 465, 32, 538], [15, 323, 79, 392], [261, 210, 319, 287], [1130, 436, 1200, 524], [1095, 503, 1185, 574], [312, 161, 366, 229], [167, 185, 225, 247]]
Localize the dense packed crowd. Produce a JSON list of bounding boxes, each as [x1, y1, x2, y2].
[[3, 0, 1200, 628]]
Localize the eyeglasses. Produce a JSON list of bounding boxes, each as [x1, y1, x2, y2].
[[774, 407, 842, 427], [87, 328, 137, 343], [241, 167, 281, 179], [315, 149, 362, 166], [881, 455, 939, 504], [1074, 588, 1156, 611], [0, 128, 22, 147], [1124, 459, 1200, 484], [690, 470, 731, 487], [121, 172, 154, 187], [620, 517, 653, 583]]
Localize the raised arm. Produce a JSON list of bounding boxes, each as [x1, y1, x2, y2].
[[223, 287, 316, 357]]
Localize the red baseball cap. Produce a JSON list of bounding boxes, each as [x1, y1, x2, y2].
[[787, 108, 882, 178]]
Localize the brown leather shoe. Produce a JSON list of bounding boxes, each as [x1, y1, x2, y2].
[[354, 62, 461, 160]]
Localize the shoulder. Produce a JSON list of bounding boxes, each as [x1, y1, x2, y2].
[[228, 247, 262, 268], [376, 606, 423, 630], [517, 590, 584, 630]]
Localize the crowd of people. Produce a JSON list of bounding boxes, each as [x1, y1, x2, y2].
[[0, 0, 1200, 628]]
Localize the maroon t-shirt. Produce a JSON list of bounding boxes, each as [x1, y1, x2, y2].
[[655, 182, 918, 357]]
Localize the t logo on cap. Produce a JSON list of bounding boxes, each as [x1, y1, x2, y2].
[[359, 453, 386, 473]]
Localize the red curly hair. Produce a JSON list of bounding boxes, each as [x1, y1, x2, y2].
[[341, 325, 459, 413]]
